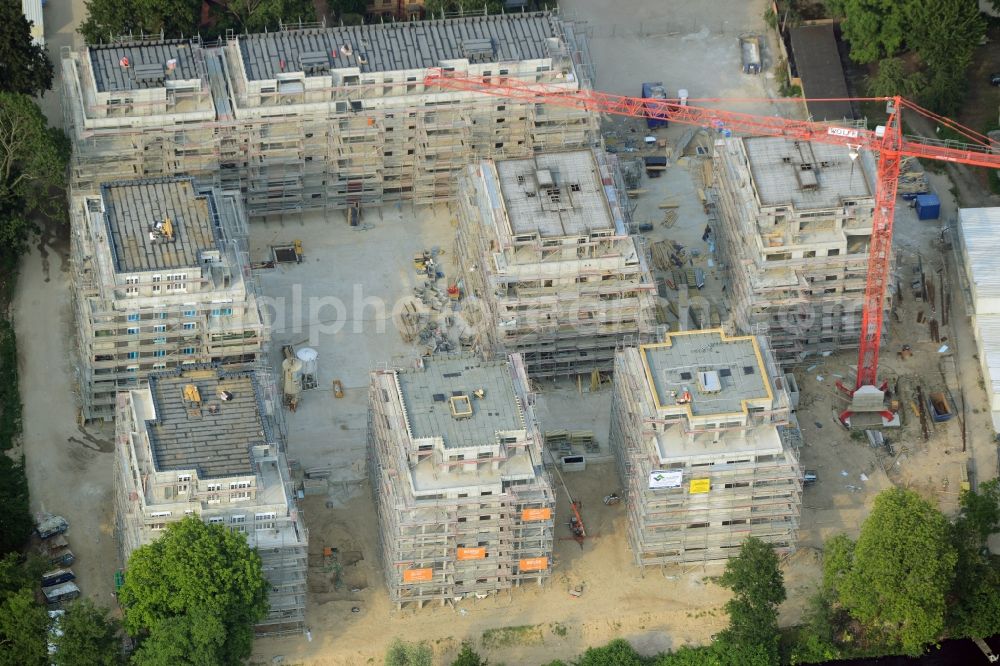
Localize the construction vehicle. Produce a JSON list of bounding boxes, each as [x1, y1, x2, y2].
[[423, 71, 1000, 423]]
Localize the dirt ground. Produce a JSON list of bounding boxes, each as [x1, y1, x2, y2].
[[10, 0, 121, 613]]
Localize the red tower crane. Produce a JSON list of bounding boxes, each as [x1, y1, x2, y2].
[[424, 70, 1000, 418]]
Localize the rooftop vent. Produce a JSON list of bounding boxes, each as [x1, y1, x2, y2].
[[449, 394, 473, 420], [535, 169, 554, 188], [299, 51, 330, 74], [132, 63, 165, 85], [461, 38, 495, 62], [697, 370, 722, 394]]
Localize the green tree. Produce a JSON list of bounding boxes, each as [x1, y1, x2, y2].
[[211, 0, 316, 35], [0, 455, 33, 556], [834, 488, 956, 655], [576, 638, 645, 666], [654, 645, 722, 666], [714, 537, 785, 666], [946, 480, 1000, 639], [865, 57, 926, 98], [0, 1, 53, 96], [830, 0, 909, 64], [957, 479, 1000, 542], [79, 0, 201, 45], [118, 517, 268, 666], [0, 588, 50, 666], [0, 94, 71, 258], [384, 639, 433, 666], [52, 599, 121, 666], [451, 642, 487, 666]]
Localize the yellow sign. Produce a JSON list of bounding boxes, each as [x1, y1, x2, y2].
[[690, 478, 711, 494]]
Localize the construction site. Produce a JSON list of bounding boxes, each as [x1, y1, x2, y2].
[[366, 354, 555, 609], [113, 365, 307, 634], [609, 329, 802, 567], [60, 12, 598, 216], [456, 148, 657, 377], [23, 0, 1000, 663], [712, 135, 881, 365], [69, 177, 267, 421]]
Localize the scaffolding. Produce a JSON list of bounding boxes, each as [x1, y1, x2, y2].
[[711, 134, 890, 366], [608, 330, 803, 567], [456, 149, 657, 379], [61, 12, 600, 217], [367, 354, 555, 610], [112, 366, 307, 634], [70, 178, 268, 421]]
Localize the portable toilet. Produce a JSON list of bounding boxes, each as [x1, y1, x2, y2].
[[915, 193, 940, 220]]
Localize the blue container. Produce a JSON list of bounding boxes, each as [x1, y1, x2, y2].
[[641, 82, 668, 129], [915, 193, 940, 220]]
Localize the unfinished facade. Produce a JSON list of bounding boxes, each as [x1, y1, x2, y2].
[[610, 329, 802, 567], [70, 177, 266, 421], [367, 354, 554, 609], [61, 12, 598, 216], [712, 136, 880, 364], [113, 366, 307, 633], [457, 149, 656, 378]]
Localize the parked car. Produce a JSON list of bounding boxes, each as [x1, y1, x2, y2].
[[41, 535, 75, 567], [991, 73, 1000, 87], [803, 470, 818, 485], [43, 582, 80, 605], [41, 568, 75, 588], [35, 514, 68, 540]]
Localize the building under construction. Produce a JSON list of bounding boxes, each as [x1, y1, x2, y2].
[[70, 177, 267, 421], [61, 12, 598, 216], [367, 354, 555, 609], [712, 136, 880, 364], [609, 329, 802, 567], [456, 149, 656, 378], [113, 365, 307, 634]]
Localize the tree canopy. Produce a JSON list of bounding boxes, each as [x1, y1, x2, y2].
[[52, 599, 121, 666], [828, 488, 956, 655], [828, 0, 985, 114], [714, 537, 786, 666], [946, 480, 1000, 640], [119, 517, 268, 666], [0, 454, 33, 556], [79, 0, 315, 43], [0, 588, 50, 666], [0, 93, 70, 257], [826, 0, 907, 64], [0, 0, 53, 97]]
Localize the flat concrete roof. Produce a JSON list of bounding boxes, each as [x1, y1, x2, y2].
[[788, 24, 855, 121], [88, 40, 201, 92], [146, 368, 268, 478], [103, 178, 220, 273], [744, 137, 872, 209], [496, 150, 614, 238], [641, 330, 771, 417], [396, 356, 525, 449], [237, 12, 558, 81]]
